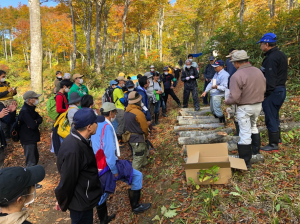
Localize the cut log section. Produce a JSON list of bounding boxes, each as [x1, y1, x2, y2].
[[179, 108, 211, 116], [178, 127, 234, 138], [177, 115, 215, 120], [178, 117, 220, 125], [178, 134, 239, 145], [174, 123, 224, 132]]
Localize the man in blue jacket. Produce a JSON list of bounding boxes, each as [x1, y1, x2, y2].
[[203, 56, 216, 105], [91, 102, 151, 219], [225, 48, 237, 87], [135, 76, 152, 124]]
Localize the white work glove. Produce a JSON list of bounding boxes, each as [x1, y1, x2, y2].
[[186, 77, 190, 81], [190, 76, 195, 79]]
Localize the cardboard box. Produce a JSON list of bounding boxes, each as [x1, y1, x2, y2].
[[183, 143, 247, 185]]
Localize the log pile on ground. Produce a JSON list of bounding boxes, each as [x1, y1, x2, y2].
[[175, 108, 300, 156]]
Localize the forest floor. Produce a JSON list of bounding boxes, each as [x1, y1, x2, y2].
[[2, 79, 300, 224]]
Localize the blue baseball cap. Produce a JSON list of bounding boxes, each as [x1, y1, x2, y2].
[[73, 108, 105, 129], [212, 60, 224, 67], [109, 80, 118, 86], [209, 56, 215, 61], [257, 33, 277, 44]]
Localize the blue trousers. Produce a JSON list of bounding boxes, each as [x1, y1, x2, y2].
[[262, 87, 286, 132], [154, 99, 166, 113], [98, 168, 143, 205]]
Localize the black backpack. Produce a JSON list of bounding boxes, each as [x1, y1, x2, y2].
[[102, 87, 114, 103]]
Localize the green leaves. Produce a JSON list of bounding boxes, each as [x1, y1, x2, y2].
[[164, 209, 177, 218]]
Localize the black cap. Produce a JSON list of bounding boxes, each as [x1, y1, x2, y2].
[[163, 66, 169, 71], [0, 165, 45, 203], [125, 80, 134, 88]]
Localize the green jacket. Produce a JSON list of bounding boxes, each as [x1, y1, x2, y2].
[[68, 83, 89, 101]]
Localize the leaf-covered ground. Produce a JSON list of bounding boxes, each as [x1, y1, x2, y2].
[[2, 80, 300, 223]]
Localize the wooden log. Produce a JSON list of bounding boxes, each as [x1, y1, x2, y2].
[[174, 123, 224, 132], [179, 108, 211, 116], [177, 115, 215, 120], [178, 134, 239, 145], [178, 127, 234, 137], [178, 117, 220, 125], [258, 122, 300, 132]]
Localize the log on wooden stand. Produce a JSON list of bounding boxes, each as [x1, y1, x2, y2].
[[178, 133, 239, 145], [178, 117, 220, 125], [174, 123, 224, 132], [177, 127, 234, 138]]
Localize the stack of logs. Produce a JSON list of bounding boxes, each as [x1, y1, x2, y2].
[[174, 108, 300, 155]]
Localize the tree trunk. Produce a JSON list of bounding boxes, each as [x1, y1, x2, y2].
[[4, 39, 7, 61], [240, 0, 245, 25], [179, 108, 211, 116], [179, 134, 240, 145], [269, 0, 275, 18], [158, 6, 164, 61], [144, 34, 147, 58], [9, 30, 13, 60], [101, 4, 109, 70], [69, 0, 76, 71], [49, 50, 52, 69], [178, 128, 234, 138], [178, 117, 220, 125], [150, 35, 152, 51], [122, 0, 131, 68], [87, 0, 92, 66], [94, 0, 105, 74], [29, 0, 43, 93], [137, 24, 141, 62]]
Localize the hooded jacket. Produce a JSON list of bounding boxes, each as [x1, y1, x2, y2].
[[181, 66, 199, 88], [0, 211, 31, 224], [55, 128, 102, 212]]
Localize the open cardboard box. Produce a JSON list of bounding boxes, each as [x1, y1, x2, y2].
[[183, 143, 247, 185]]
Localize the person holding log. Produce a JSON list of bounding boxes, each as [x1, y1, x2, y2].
[[257, 33, 288, 152], [201, 60, 229, 124], [225, 50, 266, 169]]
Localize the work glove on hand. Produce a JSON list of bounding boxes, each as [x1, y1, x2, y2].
[[186, 77, 190, 81], [190, 76, 195, 79]]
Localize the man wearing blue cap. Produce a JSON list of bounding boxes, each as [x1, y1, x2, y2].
[[55, 108, 105, 224], [201, 60, 230, 123], [257, 32, 288, 152], [202, 56, 216, 105]]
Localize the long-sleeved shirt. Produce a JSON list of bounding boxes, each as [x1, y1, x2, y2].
[[91, 120, 118, 175], [205, 69, 230, 96], [146, 78, 154, 101], [225, 58, 237, 88], [113, 86, 125, 110], [203, 64, 215, 80], [55, 92, 69, 113], [136, 86, 151, 121], [261, 47, 288, 97], [68, 83, 88, 101], [226, 64, 266, 106], [67, 105, 79, 126]]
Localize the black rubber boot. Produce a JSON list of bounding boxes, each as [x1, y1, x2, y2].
[[155, 113, 160, 125], [219, 115, 226, 125], [278, 127, 282, 144], [128, 189, 151, 214], [213, 114, 218, 118], [251, 133, 261, 155], [96, 202, 116, 224], [237, 144, 252, 169], [162, 109, 167, 117], [177, 102, 181, 108], [261, 131, 279, 152], [234, 121, 240, 136]]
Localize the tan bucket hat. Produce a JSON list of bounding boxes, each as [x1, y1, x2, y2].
[[73, 73, 83, 80], [230, 50, 250, 62], [117, 76, 126, 81], [226, 49, 239, 58], [128, 91, 142, 104]]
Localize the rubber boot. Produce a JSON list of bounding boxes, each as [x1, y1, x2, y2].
[[219, 115, 226, 125], [96, 202, 116, 224], [155, 113, 160, 125], [128, 189, 151, 214], [213, 114, 218, 118], [261, 131, 279, 152], [234, 121, 239, 136], [177, 102, 181, 108], [278, 127, 282, 144], [250, 133, 264, 164], [237, 144, 252, 169], [162, 109, 167, 117]]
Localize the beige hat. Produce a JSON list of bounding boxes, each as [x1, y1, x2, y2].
[[230, 50, 250, 62], [101, 102, 117, 112], [23, 91, 41, 100], [73, 73, 83, 80], [226, 50, 239, 58], [117, 76, 126, 81], [144, 72, 152, 79], [128, 91, 142, 104]]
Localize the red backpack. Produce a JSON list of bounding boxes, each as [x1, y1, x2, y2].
[[95, 124, 108, 170]]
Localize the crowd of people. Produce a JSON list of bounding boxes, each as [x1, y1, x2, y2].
[[0, 32, 288, 224]]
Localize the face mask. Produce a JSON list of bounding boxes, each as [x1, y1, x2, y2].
[[121, 84, 125, 87], [111, 116, 116, 122], [79, 79, 83, 84], [1, 78, 5, 82], [65, 87, 70, 93], [189, 59, 193, 62], [164, 72, 168, 75], [33, 99, 39, 106], [23, 188, 36, 206], [128, 88, 134, 92], [150, 69, 154, 72], [186, 65, 191, 69], [112, 86, 116, 89], [57, 75, 62, 79]]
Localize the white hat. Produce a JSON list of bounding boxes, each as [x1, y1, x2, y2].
[[150, 65, 155, 68], [230, 50, 250, 62]]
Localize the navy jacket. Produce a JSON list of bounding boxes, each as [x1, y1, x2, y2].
[[163, 74, 177, 89], [136, 86, 151, 121], [203, 64, 215, 80], [225, 58, 237, 87], [181, 66, 199, 89], [98, 160, 133, 194]]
